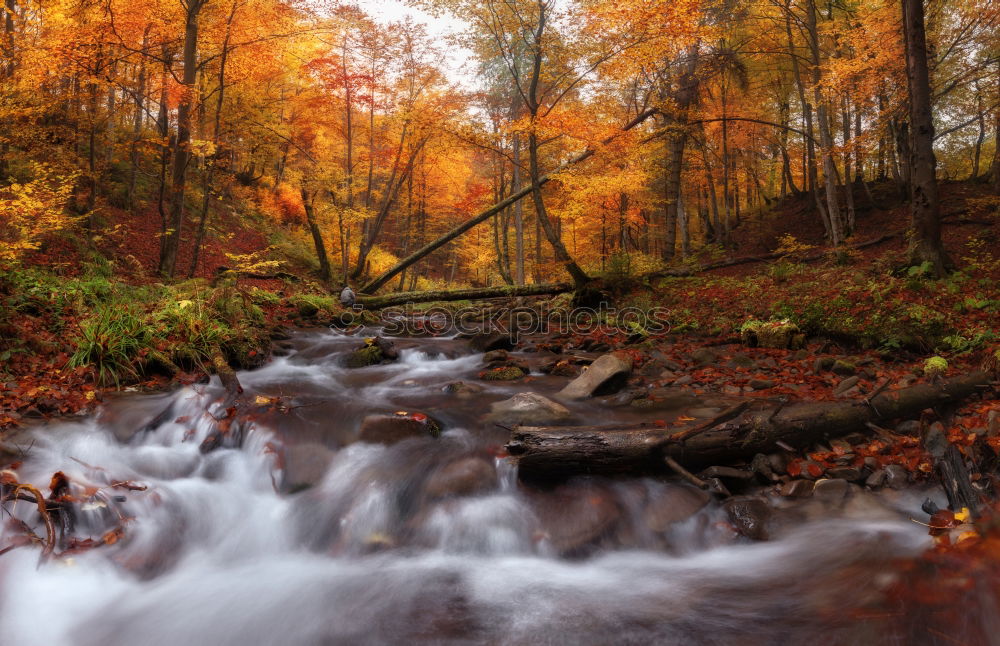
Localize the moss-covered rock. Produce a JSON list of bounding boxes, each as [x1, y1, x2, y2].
[[740, 319, 804, 349], [481, 366, 526, 381], [831, 360, 856, 376], [344, 336, 398, 368], [923, 355, 948, 377]]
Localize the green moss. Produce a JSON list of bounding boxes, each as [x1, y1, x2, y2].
[[923, 356, 948, 376], [481, 366, 526, 381]]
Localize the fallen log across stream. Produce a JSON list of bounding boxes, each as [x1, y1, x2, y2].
[[505, 372, 994, 480]]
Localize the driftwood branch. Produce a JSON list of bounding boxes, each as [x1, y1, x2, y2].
[[506, 372, 992, 480]]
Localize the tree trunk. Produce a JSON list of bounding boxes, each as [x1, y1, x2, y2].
[[902, 0, 951, 275], [159, 1, 204, 278], [358, 281, 572, 309], [359, 108, 657, 294], [506, 372, 991, 480], [126, 34, 148, 211], [302, 187, 331, 282]]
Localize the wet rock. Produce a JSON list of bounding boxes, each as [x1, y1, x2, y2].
[[831, 360, 856, 376], [468, 331, 516, 353], [557, 353, 632, 400], [767, 452, 789, 475], [826, 466, 863, 482], [989, 410, 999, 434], [480, 366, 526, 381], [344, 336, 398, 368], [688, 406, 721, 419], [672, 375, 693, 386], [531, 485, 622, 555], [690, 348, 718, 366], [483, 349, 509, 363], [541, 358, 580, 377], [724, 497, 771, 540], [813, 478, 850, 505], [780, 480, 814, 498], [649, 352, 682, 372], [487, 392, 573, 427], [424, 457, 496, 499], [358, 412, 441, 445], [281, 442, 335, 493], [443, 381, 484, 398], [834, 376, 860, 396], [865, 468, 887, 488], [884, 464, 908, 489], [722, 385, 741, 395], [643, 485, 711, 532], [813, 356, 835, 373], [749, 378, 774, 390]]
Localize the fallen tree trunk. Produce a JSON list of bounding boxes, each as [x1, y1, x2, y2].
[[506, 372, 992, 480], [359, 108, 659, 295], [357, 282, 572, 309]]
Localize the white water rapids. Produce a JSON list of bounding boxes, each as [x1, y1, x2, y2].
[[0, 328, 938, 645]]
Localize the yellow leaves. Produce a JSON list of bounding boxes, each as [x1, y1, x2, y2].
[[177, 300, 194, 309], [0, 162, 81, 264]]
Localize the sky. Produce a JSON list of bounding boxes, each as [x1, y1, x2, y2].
[[364, 0, 478, 89]]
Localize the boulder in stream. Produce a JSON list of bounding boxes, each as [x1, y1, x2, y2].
[[556, 353, 632, 400], [358, 411, 441, 445], [467, 331, 516, 353], [724, 497, 771, 540], [344, 336, 399, 368], [280, 442, 335, 493], [487, 392, 574, 427], [424, 457, 496, 499]]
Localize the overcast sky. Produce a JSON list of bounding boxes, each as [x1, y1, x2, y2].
[[365, 0, 477, 89]]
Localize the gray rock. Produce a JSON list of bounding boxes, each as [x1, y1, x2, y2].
[[884, 464, 908, 489], [281, 442, 335, 493], [557, 353, 632, 400], [483, 349, 509, 363], [749, 378, 774, 390], [729, 354, 756, 369], [813, 357, 835, 373], [813, 478, 850, 504], [443, 381, 484, 398], [487, 392, 573, 426], [831, 360, 856, 376], [834, 376, 861, 396], [690, 348, 718, 366], [724, 498, 771, 540], [643, 486, 711, 531], [827, 466, 863, 482], [780, 479, 815, 498], [424, 458, 496, 498], [672, 375, 694, 386], [722, 384, 741, 395], [469, 331, 516, 353], [358, 412, 440, 445], [865, 468, 887, 488]]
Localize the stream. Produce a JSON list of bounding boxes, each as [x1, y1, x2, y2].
[[0, 326, 948, 645]]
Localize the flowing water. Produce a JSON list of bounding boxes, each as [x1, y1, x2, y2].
[[0, 327, 946, 645]]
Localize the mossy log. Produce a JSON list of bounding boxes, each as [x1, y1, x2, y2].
[[506, 372, 993, 480], [357, 283, 573, 309]]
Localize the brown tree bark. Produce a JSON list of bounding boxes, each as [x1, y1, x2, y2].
[[507, 372, 991, 480], [901, 0, 952, 275], [159, 0, 207, 278]]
